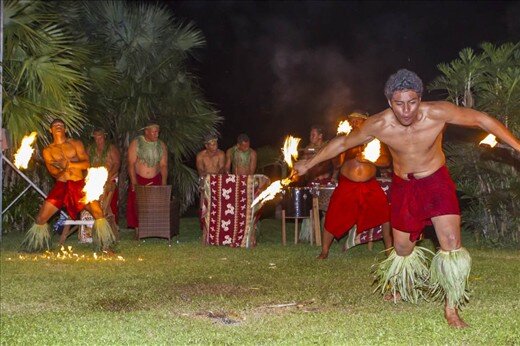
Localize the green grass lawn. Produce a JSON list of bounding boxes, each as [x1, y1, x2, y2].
[[1, 218, 519, 345]]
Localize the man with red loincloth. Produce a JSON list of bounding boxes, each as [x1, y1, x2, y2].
[[317, 113, 392, 259], [59, 127, 121, 244], [295, 69, 520, 328], [20, 119, 115, 252], [126, 120, 168, 236]]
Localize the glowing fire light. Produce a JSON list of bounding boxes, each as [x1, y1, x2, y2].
[[337, 120, 352, 135], [14, 132, 38, 169], [362, 139, 381, 163], [479, 134, 497, 148], [11, 246, 127, 262], [282, 136, 301, 168], [253, 136, 301, 209], [82, 167, 108, 204], [252, 177, 291, 208]]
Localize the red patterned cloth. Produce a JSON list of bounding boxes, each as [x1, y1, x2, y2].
[[391, 165, 460, 242], [201, 174, 259, 248], [126, 173, 162, 228], [324, 175, 390, 238], [46, 180, 86, 219]]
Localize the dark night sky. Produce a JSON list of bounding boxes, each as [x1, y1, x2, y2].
[[165, 1, 519, 150]]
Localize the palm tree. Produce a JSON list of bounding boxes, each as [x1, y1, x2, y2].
[[60, 1, 222, 212], [2, 0, 93, 232], [3, 0, 88, 147]]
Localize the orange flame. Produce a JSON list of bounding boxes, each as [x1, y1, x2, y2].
[[81, 167, 108, 204], [362, 139, 381, 163], [282, 136, 301, 168], [337, 120, 352, 135], [12, 246, 125, 262], [252, 177, 292, 208], [479, 134, 497, 148], [14, 132, 38, 169]]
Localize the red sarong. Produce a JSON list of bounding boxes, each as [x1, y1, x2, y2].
[[324, 175, 390, 238], [126, 174, 162, 228], [391, 165, 460, 242], [110, 184, 119, 222], [46, 180, 86, 220]]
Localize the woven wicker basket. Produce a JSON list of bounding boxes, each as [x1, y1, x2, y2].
[[136, 185, 172, 242]]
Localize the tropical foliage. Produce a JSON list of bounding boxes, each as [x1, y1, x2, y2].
[[58, 1, 221, 213], [2, 0, 88, 146], [2, 0, 92, 232], [2, 0, 221, 229], [429, 42, 520, 246]]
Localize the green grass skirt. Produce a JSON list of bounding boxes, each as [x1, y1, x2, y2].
[[430, 247, 471, 309], [20, 223, 51, 253], [373, 246, 434, 303], [93, 218, 116, 251]]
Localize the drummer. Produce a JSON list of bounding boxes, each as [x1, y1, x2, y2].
[[316, 113, 393, 259], [299, 125, 337, 186]]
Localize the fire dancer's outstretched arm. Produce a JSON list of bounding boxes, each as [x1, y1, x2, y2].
[[434, 101, 520, 152], [294, 124, 374, 176]]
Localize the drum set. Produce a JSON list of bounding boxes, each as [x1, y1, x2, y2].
[[281, 182, 337, 218]]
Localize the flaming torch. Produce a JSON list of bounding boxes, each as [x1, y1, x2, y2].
[[479, 134, 498, 148], [252, 136, 301, 208], [337, 120, 352, 135], [479, 133, 519, 159], [282, 135, 301, 169], [362, 139, 381, 163], [14, 132, 38, 169], [81, 167, 108, 204]]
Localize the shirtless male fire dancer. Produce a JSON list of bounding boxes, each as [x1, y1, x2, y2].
[[317, 113, 392, 259], [20, 119, 115, 252], [295, 69, 520, 328], [126, 121, 168, 234]]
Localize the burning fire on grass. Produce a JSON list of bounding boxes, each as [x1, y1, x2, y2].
[[81, 167, 108, 204], [7, 246, 126, 262], [14, 132, 38, 169], [252, 136, 301, 208]]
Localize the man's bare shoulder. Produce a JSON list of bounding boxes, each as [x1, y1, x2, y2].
[[364, 109, 395, 131], [196, 149, 206, 158], [67, 138, 86, 148], [420, 100, 457, 120], [217, 149, 225, 157]]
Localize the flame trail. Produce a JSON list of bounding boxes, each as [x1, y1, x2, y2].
[[362, 139, 381, 163], [252, 178, 292, 208], [479, 134, 497, 147], [282, 136, 301, 168], [337, 120, 352, 135], [81, 167, 108, 204], [14, 132, 38, 169]]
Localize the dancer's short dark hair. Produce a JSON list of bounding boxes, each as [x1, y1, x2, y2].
[[384, 69, 423, 99]]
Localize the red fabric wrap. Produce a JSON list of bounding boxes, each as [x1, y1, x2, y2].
[[391, 165, 460, 242], [110, 183, 119, 223], [324, 175, 390, 238], [126, 173, 162, 228], [46, 180, 86, 220]]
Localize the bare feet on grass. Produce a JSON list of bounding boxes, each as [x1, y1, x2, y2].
[[316, 252, 329, 259], [445, 305, 469, 328]]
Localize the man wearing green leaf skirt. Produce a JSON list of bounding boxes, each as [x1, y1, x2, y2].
[[21, 119, 115, 252], [295, 69, 520, 328]]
